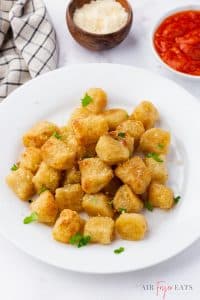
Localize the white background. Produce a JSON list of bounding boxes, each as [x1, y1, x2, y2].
[[1, 0, 200, 299]]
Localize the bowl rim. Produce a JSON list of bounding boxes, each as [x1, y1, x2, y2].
[[151, 5, 200, 79], [66, 0, 133, 37]]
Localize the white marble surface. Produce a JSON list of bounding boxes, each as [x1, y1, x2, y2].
[[1, 1, 200, 299]]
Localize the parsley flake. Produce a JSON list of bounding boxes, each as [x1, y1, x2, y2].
[[158, 143, 164, 149], [118, 207, 127, 213], [146, 152, 163, 163], [114, 247, 125, 254], [11, 164, 18, 171], [81, 93, 93, 107], [174, 195, 181, 204], [144, 201, 153, 212], [69, 233, 91, 248], [52, 132, 62, 139], [118, 132, 126, 138], [23, 212, 38, 224], [38, 186, 48, 195]]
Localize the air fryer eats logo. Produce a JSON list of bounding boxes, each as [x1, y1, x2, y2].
[[142, 281, 193, 300]]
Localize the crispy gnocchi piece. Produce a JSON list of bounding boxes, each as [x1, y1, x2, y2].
[[60, 126, 85, 160], [30, 190, 58, 224], [84, 217, 114, 244], [85, 88, 107, 114], [23, 121, 59, 148], [55, 184, 84, 212], [116, 120, 145, 143], [63, 166, 81, 185], [148, 182, 174, 209], [130, 101, 159, 129], [6, 168, 35, 200], [115, 156, 151, 194], [139, 128, 171, 154], [20, 147, 42, 173], [52, 209, 84, 243], [72, 115, 108, 145], [79, 158, 113, 194], [82, 193, 114, 217], [69, 107, 93, 124], [102, 108, 128, 130], [96, 133, 133, 165], [32, 162, 61, 193], [113, 184, 144, 213], [145, 155, 168, 184], [115, 213, 148, 241], [41, 136, 76, 170]]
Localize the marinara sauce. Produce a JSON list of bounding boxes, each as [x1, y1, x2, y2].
[[154, 10, 200, 76]]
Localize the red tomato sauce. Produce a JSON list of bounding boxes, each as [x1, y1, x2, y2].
[[154, 10, 200, 76]]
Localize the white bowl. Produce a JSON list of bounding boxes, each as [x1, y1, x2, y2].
[[151, 5, 200, 80]]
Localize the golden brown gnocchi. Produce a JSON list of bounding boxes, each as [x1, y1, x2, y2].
[[20, 147, 42, 173], [30, 190, 58, 224], [115, 156, 151, 194], [113, 184, 144, 213], [85, 88, 107, 114], [116, 120, 145, 142], [72, 115, 108, 145], [55, 184, 84, 212], [145, 155, 168, 184], [102, 108, 128, 130], [82, 193, 114, 217], [115, 213, 148, 241], [52, 209, 84, 243], [23, 121, 59, 148], [79, 157, 113, 194], [84, 217, 114, 244], [95, 133, 133, 165], [139, 128, 171, 154], [7, 88, 176, 249], [41, 136, 76, 170], [130, 101, 159, 129], [32, 162, 61, 193], [6, 167, 35, 200], [148, 182, 174, 209]]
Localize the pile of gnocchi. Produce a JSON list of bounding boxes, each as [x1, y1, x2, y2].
[[6, 88, 178, 249]]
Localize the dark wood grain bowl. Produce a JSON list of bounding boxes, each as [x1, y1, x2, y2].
[[66, 0, 133, 51]]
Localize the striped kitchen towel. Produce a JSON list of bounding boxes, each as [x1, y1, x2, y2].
[[0, 0, 58, 100]]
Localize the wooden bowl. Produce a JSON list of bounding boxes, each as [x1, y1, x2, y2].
[[66, 0, 133, 51]]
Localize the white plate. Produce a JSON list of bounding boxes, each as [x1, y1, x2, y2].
[[0, 64, 200, 274]]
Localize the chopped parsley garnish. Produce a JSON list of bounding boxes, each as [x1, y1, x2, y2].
[[81, 93, 93, 107], [118, 207, 127, 213], [69, 233, 91, 248], [38, 186, 48, 195], [11, 164, 18, 171], [174, 195, 181, 204], [146, 152, 163, 163], [144, 201, 153, 212], [118, 132, 126, 138], [52, 131, 62, 139], [23, 212, 38, 224], [158, 143, 164, 149], [114, 247, 125, 254]]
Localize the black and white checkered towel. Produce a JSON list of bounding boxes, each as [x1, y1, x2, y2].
[[0, 0, 58, 100]]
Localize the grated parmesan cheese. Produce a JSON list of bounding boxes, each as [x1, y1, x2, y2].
[[73, 0, 129, 34]]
